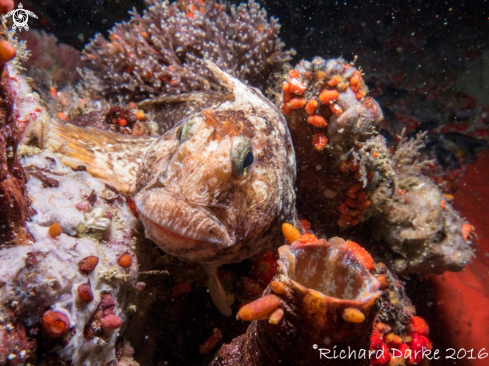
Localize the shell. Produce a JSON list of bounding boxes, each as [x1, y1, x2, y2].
[[211, 237, 381, 365]]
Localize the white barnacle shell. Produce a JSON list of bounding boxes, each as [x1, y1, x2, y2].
[[84, 206, 111, 231]]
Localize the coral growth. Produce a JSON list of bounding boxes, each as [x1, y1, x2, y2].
[[19, 30, 86, 93], [84, 0, 294, 102], [280, 57, 473, 275], [211, 237, 381, 365], [369, 133, 473, 273], [370, 316, 433, 366]]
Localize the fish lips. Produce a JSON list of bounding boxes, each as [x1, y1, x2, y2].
[[135, 189, 234, 250]]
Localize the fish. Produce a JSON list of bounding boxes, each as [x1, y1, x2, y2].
[[45, 62, 298, 315]]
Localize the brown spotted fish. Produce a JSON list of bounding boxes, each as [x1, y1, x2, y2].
[[46, 62, 298, 315]]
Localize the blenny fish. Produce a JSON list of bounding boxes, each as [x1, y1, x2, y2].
[[45, 62, 298, 315]]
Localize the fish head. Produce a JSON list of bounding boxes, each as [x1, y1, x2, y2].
[[134, 64, 296, 265]]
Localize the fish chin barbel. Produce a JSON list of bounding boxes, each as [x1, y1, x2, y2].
[[44, 62, 298, 316]]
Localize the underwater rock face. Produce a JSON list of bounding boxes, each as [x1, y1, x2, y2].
[[211, 238, 381, 366], [0, 61, 33, 248], [0, 151, 141, 365], [280, 57, 473, 275], [280, 58, 384, 233], [371, 171, 473, 274]]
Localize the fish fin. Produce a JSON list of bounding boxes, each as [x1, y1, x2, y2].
[[204, 264, 234, 316], [137, 91, 229, 109], [45, 120, 157, 194], [205, 61, 236, 93]]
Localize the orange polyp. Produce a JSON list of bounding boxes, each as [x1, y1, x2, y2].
[[385, 333, 403, 347], [289, 98, 306, 109], [314, 70, 327, 80], [312, 133, 328, 151], [136, 110, 145, 120], [282, 104, 292, 115], [408, 316, 430, 336], [237, 294, 281, 321], [355, 91, 364, 100], [349, 209, 361, 217], [49, 87, 57, 96], [349, 71, 361, 85], [349, 161, 360, 171], [289, 79, 306, 95], [308, 115, 328, 128], [0, 0, 14, 15], [342, 307, 365, 323], [48, 223, 62, 238], [42, 310, 70, 338], [357, 200, 372, 210], [345, 241, 375, 272], [305, 99, 318, 114], [270, 280, 287, 295], [289, 69, 300, 78], [282, 223, 301, 244], [0, 39, 16, 64], [339, 161, 350, 172], [300, 233, 318, 244], [357, 191, 368, 201], [330, 103, 343, 115], [348, 184, 362, 195], [375, 274, 389, 290], [282, 82, 290, 93], [350, 83, 360, 93], [57, 112, 68, 121], [282, 91, 292, 103], [268, 308, 284, 325], [118, 253, 133, 268], [327, 75, 341, 87], [301, 219, 312, 232], [462, 224, 474, 241], [319, 89, 339, 104], [347, 190, 357, 199], [199, 328, 222, 354], [340, 213, 352, 222]]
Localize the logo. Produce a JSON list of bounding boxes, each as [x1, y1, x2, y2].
[[4, 3, 38, 32]]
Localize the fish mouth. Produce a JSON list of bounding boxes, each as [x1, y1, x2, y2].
[[135, 189, 234, 248]]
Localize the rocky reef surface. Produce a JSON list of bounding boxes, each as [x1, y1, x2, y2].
[[0, 150, 142, 364], [0, 0, 482, 365]]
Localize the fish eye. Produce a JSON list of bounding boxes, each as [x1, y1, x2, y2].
[[231, 136, 256, 182], [175, 126, 183, 141], [175, 118, 193, 143]]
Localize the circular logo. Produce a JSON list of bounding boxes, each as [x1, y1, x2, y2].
[[4, 3, 38, 32]]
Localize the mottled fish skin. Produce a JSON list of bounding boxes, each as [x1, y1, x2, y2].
[[135, 64, 297, 267], [45, 64, 297, 315]]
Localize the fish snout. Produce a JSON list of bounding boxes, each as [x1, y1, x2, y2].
[[134, 189, 234, 256]]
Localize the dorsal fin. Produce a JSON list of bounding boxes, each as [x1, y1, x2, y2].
[[205, 61, 236, 92], [46, 120, 157, 194]]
